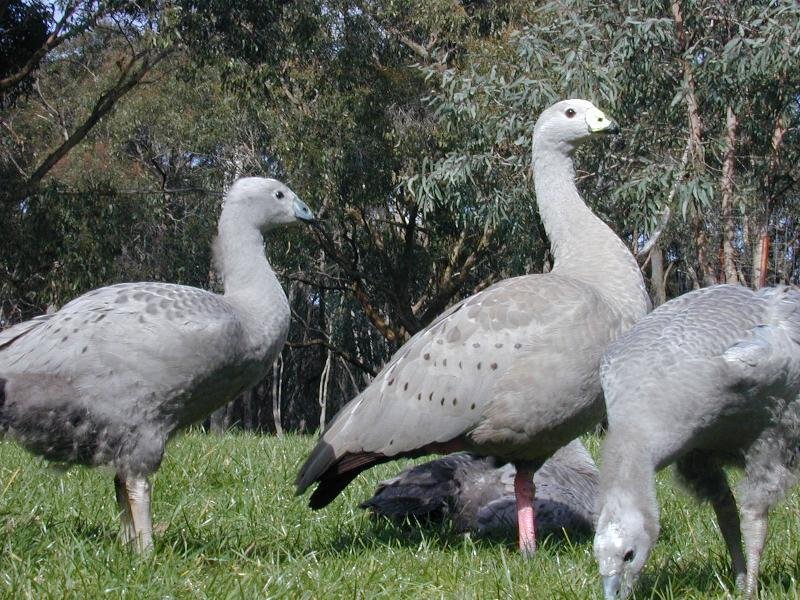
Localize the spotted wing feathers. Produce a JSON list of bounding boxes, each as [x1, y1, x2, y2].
[[297, 274, 616, 507]]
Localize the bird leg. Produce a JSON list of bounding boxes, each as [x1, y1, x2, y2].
[[114, 474, 136, 546], [124, 475, 154, 554], [514, 466, 536, 557], [740, 507, 768, 598], [675, 452, 746, 588], [709, 487, 747, 587]]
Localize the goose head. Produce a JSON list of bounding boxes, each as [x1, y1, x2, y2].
[[225, 177, 314, 231], [533, 99, 620, 155], [593, 490, 657, 599]]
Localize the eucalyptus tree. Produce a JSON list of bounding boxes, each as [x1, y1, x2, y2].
[[2, 0, 797, 433], [609, 0, 800, 292], [412, 0, 800, 305]]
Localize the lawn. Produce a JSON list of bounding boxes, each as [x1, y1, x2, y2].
[[2, 432, 800, 599]]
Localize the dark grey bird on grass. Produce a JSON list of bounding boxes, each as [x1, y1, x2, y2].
[[296, 99, 650, 556], [360, 439, 598, 538], [0, 177, 313, 552], [593, 284, 800, 599]]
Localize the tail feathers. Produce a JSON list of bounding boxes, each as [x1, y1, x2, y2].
[[307, 451, 394, 510], [295, 391, 467, 510], [296, 437, 440, 509], [295, 438, 392, 509], [295, 440, 336, 494]]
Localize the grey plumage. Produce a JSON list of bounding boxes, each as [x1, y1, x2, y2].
[[593, 284, 800, 599], [0, 177, 313, 552], [360, 439, 598, 537], [296, 99, 649, 554]]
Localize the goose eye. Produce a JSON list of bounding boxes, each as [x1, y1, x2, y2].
[[275, 191, 285, 199], [565, 108, 576, 118], [623, 550, 635, 563]]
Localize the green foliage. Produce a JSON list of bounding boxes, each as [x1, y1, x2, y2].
[[1, 0, 799, 427], [0, 182, 219, 321], [0, 0, 50, 106]]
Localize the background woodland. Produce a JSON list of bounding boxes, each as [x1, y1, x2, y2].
[[2, 0, 798, 433]]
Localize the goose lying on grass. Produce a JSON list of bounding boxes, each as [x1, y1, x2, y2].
[[361, 439, 598, 538], [594, 284, 800, 598], [296, 99, 649, 556], [0, 177, 313, 552]]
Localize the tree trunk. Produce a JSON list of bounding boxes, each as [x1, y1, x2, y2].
[[693, 215, 717, 287], [721, 106, 739, 284], [753, 115, 787, 289], [318, 347, 332, 432], [272, 355, 284, 437], [671, 0, 704, 168], [650, 243, 667, 307], [757, 232, 770, 288]]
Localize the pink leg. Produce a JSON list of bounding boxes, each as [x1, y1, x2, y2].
[[514, 466, 536, 557]]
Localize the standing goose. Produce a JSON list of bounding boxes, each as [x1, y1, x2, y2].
[[360, 439, 598, 538], [296, 99, 650, 555], [594, 285, 800, 599], [0, 177, 313, 552]]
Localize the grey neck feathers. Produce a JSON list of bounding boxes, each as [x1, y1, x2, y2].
[[598, 430, 660, 538], [214, 208, 288, 334], [532, 145, 648, 317]]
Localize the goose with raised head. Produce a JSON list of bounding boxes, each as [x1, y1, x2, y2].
[[594, 284, 800, 599], [0, 177, 313, 552], [361, 439, 598, 538], [296, 99, 650, 556]]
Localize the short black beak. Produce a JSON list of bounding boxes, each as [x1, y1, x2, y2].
[[604, 121, 621, 135]]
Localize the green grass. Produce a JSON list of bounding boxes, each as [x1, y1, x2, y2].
[[2, 433, 800, 599]]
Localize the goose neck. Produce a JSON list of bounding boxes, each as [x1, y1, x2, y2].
[[532, 146, 648, 317], [532, 148, 603, 266], [214, 212, 286, 320], [599, 432, 660, 527]]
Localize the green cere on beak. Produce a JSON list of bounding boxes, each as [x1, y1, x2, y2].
[[293, 198, 315, 222], [586, 107, 620, 134]]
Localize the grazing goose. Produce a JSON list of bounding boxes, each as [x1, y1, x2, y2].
[[361, 438, 598, 538], [296, 99, 650, 555], [0, 177, 313, 552], [593, 284, 800, 599]]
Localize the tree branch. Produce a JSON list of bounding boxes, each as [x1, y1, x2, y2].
[[286, 339, 376, 377], [20, 47, 173, 194], [418, 221, 496, 324], [307, 219, 406, 342], [637, 136, 693, 261], [353, 280, 406, 343], [0, 2, 88, 94]]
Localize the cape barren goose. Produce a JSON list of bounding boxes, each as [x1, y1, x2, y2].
[[0, 177, 313, 552], [361, 439, 598, 538], [594, 284, 800, 599], [296, 99, 650, 555]]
